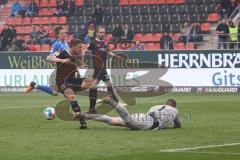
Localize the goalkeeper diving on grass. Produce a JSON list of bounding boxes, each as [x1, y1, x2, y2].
[[74, 97, 181, 130]]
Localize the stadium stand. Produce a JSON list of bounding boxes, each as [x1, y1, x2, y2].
[[0, 0, 220, 51]]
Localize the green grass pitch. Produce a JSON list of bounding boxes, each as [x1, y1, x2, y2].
[[0, 93, 240, 160]]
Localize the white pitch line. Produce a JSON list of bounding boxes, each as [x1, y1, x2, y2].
[[160, 143, 240, 152], [170, 151, 240, 155]]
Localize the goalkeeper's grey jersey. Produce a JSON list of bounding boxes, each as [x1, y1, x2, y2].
[[147, 105, 180, 129]]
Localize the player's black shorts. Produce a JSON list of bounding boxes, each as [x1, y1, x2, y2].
[[56, 77, 85, 94], [93, 69, 110, 82], [65, 77, 86, 93]]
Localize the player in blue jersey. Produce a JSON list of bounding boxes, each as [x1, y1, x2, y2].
[[25, 26, 69, 96], [50, 26, 69, 54]]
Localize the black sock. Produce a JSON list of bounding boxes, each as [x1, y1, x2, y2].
[[70, 101, 86, 125], [89, 88, 97, 111], [70, 101, 81, 113], [107, 86, 118, 102]]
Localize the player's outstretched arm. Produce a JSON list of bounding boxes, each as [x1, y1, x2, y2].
[[46, 54, 70, 63], [174, 114, 181, 128]]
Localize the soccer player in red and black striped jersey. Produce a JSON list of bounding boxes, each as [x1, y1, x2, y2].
[[27, 39, 96, 129], [86, 26, 122, 113], [48, 39, 96, 129]]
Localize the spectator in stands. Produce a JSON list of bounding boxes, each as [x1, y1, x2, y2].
[[9, 25, 17, 42], [38, 25, 49, 44], [10, 0, 21, 17], [189, 23, 203, 43], [179, 22, 191, 44], [0, 0, 7, 8], [15, 36, 27, 51], [160, 31, 173, 50], [61, 0, 75, 16], [227, 0, 238, 18], [237, 18, 240, 48], [77, 24, 88, 43], [18, 1, 28, 18], [29, 25, 38, 44], [119, 40, 132, 50], [55, 0, 63, 15], [87, 23, 96, 42], [93, 4, 104, 26], [121, 23, 134, 41], [216, 18, 229, 49], [228, 20, 238, 49], [131, 41, 144, 51], [26, 0, 39, 17], [7, 39, 19, 51], [112, 23, 124, 43], [0, 24, 13, 51]]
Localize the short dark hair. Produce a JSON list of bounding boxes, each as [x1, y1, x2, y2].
[[54, 26, 64, 35], [70, 39, 82, 47], [166, 99, 177, 107]]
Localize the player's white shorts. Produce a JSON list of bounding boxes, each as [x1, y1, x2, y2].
[[126, 113, 154, 130]]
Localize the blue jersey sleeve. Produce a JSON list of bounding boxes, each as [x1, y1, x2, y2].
[[50, 42, 60, 55]]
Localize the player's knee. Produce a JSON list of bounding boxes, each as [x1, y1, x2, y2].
[[66, 94, 76, 101]]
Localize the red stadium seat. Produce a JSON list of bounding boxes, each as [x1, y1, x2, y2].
[[49, 8, 56, 15], [186, 43, 195, 50], [208, 13, 219, 22], [175, 0, 185, 3], [201, 23, 211, 32], [6, 18, 14, 25], [133, 33, 144, 41], [41, 44, 50, 51], [40, 0, 48, 7], [23, 17, 31, 25], [58, 17, 67, 24], [174, 42, 185, 50], [32, 17, 40, 25], [15, 17, 22, 25], [29, 45, 41, 52], [35, 25, 41, 31], [166, 0, 175, 4], [49, 0, 57, 7], [129, 0, 138, 5], [153, 33, 162, 41], [156, 0, 166, 4], [116, 44, 123, 51], [0, 26, 3, 33], [120, 0, 129, 5], [23, 26, 31, 34], [43, 25, 50, 31], [76, 0, 83, 6], [15, 26, 23, 34], [145, 43, 156, 50], [143, 33, 154, 42], [155, 43, 161, 50], [173, 33, 181, 41], [105, 34, 112, 42], [39, 9, 49, 16], [49, 17, 58, 24], [23, 35, 30, 42], [40, 17, 49, 25]]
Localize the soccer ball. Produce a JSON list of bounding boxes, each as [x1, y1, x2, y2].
[[43, 107, 56, 120]]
